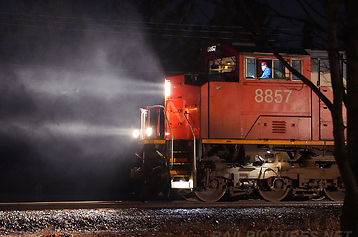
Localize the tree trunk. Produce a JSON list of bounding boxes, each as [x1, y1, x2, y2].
[[343, 0, 358, 236]]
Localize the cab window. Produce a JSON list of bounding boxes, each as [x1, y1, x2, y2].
[[291, 60, 302, 80], [244, 57, 303, 80], [245, 58, 255, 78], [273, 60, 286, 79], [209, 56, 236, 74], [258, 60, 272, 79]]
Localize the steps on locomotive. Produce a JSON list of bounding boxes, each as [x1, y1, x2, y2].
[[170, 140, 194, 189], [171, 150, 190, 176]]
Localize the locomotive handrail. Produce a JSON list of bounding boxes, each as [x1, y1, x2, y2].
[[184, 112, 197, 185], [146, 105, 174, 167]]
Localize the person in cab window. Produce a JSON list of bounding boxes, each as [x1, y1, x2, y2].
[[260, 62, 272, 78]]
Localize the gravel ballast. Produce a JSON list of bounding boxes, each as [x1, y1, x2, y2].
[[0, 206, 342, 236]]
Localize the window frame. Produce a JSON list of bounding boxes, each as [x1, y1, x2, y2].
[[257, 59, 274, 79], [243, 57, 304, 81], [208, 56, 237, 75], [244, 57, 256, 79], [273, 59, 287, 79], [291, 59, 302, 80]]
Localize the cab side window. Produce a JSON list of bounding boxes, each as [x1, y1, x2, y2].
[[245, 58, 256, 79], [291, 60, 302, 80], [258, 60, 272, 79], [273, 60, 286, 79], [244, 57, 303, 80]]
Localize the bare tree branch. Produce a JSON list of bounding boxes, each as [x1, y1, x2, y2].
[[239, 0, 333, 111]]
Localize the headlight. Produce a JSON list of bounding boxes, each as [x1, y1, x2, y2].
[[132, 129, 140, 138], [165, 80, 171, 97], [146, 127, 153, 137]]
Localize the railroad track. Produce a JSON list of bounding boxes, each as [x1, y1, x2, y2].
[[0, 200, 343, 211]]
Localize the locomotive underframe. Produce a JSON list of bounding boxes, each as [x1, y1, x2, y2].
[[131, 139, 344, 202]]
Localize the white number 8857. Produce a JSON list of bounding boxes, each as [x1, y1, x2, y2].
[[255, 89, 292, 103]]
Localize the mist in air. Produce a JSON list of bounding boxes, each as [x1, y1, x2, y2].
[[0, 1, 165, 201]]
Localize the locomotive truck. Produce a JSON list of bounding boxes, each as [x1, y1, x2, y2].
[[131, 43, 345, 202]]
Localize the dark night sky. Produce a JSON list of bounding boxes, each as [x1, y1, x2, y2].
[[0, 0, 319, 201]]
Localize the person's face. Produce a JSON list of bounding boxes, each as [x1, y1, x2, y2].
[[262, 64, 267, 71]]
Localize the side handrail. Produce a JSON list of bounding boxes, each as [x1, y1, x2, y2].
[[184, 112, 197, 182], [146, 105, 174, 167]]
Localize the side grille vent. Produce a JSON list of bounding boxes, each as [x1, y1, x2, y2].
[[272, 121, 286, 133]]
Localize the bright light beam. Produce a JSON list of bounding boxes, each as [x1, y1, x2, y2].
[[43, 122, 134, 137], [1, 120, 135, 138]]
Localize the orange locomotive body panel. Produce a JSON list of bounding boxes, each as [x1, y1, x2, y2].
[[200, 82, 242, 138], [240, 80, 312, 140], [165, 75, 201, 140], [201, 80, 313, 140]]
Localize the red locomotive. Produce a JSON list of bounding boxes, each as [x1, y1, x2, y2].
[[131, 43, 345, 202]]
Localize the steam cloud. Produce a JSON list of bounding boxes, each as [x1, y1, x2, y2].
[[0, 1, 165, 201]]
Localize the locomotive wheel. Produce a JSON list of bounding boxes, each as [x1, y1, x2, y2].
[[195, 178, 227, 202], [324, 178, 345, 201], [324, 189, 345, 201], [258, 177, 290, 202], [177, 189, 199, 202]]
